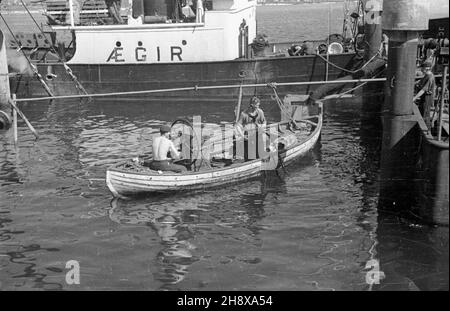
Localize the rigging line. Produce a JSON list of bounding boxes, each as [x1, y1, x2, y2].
[[267, 83, 297, 128], [0, 12, 54, 97], [19, 0, 89, 96]]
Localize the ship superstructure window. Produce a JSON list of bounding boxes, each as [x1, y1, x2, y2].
[[130, 0, 206, 24]]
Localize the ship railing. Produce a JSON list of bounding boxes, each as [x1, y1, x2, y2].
[[45, 0, 128, 26]]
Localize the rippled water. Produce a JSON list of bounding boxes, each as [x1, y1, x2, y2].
[[0, 4, 448, 291]]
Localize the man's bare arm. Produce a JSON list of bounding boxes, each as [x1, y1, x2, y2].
[[169, 141, 181, 159]]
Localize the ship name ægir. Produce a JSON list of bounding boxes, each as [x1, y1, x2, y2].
[[106, 42, 185, 63]]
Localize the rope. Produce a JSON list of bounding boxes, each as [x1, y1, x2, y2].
[[267, 82, 298, 128], [332, 68, 386, 99], [0, 12, 54, 97], [19, 0, 89, 96], [316, 43, 383, 75], [14, 78, 387, 103]]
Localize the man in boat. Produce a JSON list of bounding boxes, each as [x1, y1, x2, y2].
[[146, 124, 188, 173], [236, 96, 267, 128], [234, 96, 267, 161], [414, 60, 436, 129]]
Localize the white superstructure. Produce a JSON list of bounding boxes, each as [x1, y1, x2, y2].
[[56, 0, 257, 64]]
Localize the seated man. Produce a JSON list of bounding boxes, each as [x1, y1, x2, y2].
[[146, 124, 187, 173], [234, 96, 267, 161]]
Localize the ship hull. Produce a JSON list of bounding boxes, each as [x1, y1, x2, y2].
[[11, 53, 357, 101]]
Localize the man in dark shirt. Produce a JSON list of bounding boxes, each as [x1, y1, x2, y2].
[[236, 96, 267, 129], [234, 96, 267, 161], [414, 60, 436, 129]]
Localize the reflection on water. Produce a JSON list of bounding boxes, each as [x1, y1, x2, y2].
[[107, 171, 288, 290], [109, 198, 199, 289]]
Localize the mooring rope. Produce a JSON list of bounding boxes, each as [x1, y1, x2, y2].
[[316, 46, 383, 75], [13, 78, 387, 103]]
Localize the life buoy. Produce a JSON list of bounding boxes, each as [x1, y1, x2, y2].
[[328, 42, 344, 54], [0, 110, 12, 130]]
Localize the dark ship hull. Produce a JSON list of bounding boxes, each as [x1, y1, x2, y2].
[[11, 53, 357, 101]]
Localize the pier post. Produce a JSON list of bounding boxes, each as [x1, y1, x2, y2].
[[0, 29, 12, 130], [379, 0, 430, 212]]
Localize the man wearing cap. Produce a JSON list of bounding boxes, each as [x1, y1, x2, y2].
[[234, 96, 267, 161], [147, 124, 187, 173], [236, 96, 267, 129], [414, 60, 436, 129]]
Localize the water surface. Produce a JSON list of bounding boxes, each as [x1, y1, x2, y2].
[[0, 3, 448, 291]]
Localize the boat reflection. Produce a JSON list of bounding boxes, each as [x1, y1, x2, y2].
[[108, 171, 287, 289]]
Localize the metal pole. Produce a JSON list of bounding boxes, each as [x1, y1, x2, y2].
[[0, 29, 12, 130], [234, 82, 243, 123], [326, 3, 331, 81], [437, 66, 448, 141], [196, 0, 204, 24], [380, 0, 430, 211], [8, 97, 39, 139], [69, 0, 75, 27], [12, 94, 17, 145]]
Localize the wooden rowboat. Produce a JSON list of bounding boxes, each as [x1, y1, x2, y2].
[[106, 96, 322, 198]]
